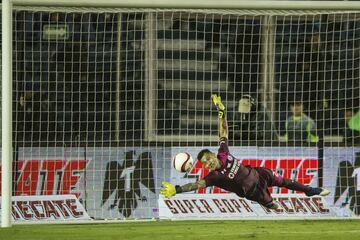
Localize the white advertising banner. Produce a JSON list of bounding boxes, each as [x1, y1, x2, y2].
[[15, 147, 88, 197], [8, 147, 171, 220], [323, 147, 360, 218], [6, 146, 360, 220], [159, 194, 335, 219], [0, 195, 91, 222], [84, 147, 170, 219]]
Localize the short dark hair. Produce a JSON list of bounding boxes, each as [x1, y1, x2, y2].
[[291, 101, 303, 106], [197, 149, 212, 161]]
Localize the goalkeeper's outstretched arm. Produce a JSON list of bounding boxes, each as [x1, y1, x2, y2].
[[160, 180, 206, 198], [212, 94, 228, 139], [177, 180, 206, 193], [219, 114, 229, 139]]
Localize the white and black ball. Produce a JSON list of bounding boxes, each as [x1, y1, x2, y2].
[[172, 152, 193, 172]]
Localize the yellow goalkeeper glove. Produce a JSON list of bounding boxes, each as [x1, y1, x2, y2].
[[160, 181, 177, 198], [212, 94, 225, 118]]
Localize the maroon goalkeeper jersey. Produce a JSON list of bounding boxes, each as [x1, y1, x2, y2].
[[204, 138, 259, 197]]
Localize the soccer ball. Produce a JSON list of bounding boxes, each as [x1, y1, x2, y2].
[[172, 152, 193, 172]]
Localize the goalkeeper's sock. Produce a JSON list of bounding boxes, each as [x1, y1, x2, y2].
[[274, 177, 311, 193]]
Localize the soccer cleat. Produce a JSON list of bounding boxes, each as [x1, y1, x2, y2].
[[212, 94, 225, 118], [305, 187, 330, 197]]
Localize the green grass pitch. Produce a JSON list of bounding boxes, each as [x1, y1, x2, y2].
[[1, 220, 360, 240]]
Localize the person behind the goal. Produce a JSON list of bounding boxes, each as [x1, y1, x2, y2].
[[160, 94, 330, 209]]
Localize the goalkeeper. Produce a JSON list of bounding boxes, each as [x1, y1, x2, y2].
[[161, 94, 330, 209]]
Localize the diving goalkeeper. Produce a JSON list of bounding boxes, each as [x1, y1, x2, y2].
[[161, 94, 330, 209]]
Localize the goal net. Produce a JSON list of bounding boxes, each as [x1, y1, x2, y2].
[[2, 4, 360, 221]]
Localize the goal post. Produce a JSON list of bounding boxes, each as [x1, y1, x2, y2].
[[1, 0, 13, 229], [2, 0, 360, 225], [9, 0, 360, 10]]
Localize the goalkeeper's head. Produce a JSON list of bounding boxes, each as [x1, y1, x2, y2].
[[197, 149, 222, 171]]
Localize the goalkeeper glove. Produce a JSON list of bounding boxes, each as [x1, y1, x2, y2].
[[160, 181, 177, 198], [212, 94, 225, 118]]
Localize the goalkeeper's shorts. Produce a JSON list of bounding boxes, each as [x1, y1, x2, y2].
[[245, 167, 275, 207]]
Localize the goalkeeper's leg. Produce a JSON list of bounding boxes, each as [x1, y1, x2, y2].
[[271, 170, 330, 196]]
